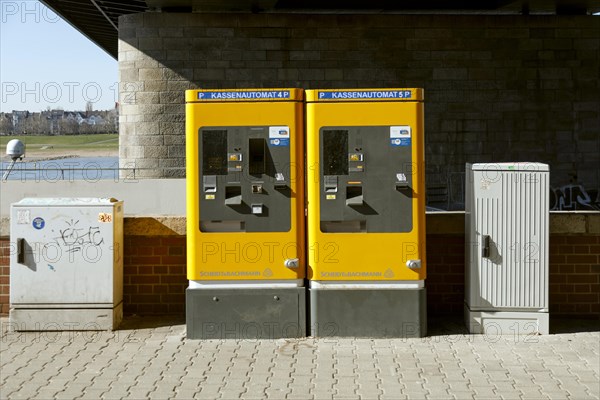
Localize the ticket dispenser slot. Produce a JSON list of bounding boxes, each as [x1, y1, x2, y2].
[[225, 185, 242, 205], [346, 185, 364, 206]]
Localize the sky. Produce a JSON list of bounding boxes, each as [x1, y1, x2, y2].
[[0, 0, 118, 113]]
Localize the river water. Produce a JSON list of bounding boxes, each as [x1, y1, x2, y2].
[[1, 157, 120, 181]]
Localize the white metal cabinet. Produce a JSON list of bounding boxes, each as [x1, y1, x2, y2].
[[465, 163, 549, 335], [10, 198, 123, 330]]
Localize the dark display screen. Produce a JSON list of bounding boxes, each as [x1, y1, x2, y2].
[[201, 130, 227, 175], [249, 138, 266, 175], [323, 130, 348, 176]]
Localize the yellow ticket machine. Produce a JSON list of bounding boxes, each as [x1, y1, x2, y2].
[[306, 88, 426, 337], [185, 89, 305, 339]]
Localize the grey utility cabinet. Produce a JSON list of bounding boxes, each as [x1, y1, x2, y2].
[[465, 163, 549, 335], [10, 198, 123, 331]]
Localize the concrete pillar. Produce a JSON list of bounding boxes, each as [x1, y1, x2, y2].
[[118, 13, 194, 178]]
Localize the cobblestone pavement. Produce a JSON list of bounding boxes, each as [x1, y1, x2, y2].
[[1, 317, 598, 400]]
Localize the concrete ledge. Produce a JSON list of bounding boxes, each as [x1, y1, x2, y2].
[[550, 211, 600, 234], [1, 211, 598, 238], [425, 211, 465, 234], [424, 211, 599, 235], [0, 179, 187, 218], [124, 216, 186, 236]]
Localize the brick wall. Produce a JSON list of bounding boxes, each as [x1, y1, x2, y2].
[[550, 235, 600, 316], [1, 214, 598, 319], [426, 235, 465, 316], [123, 235, 187, 315], [0, 239, 9, 315], [118, 13, 600, 209], [426, 232, 600, 318]]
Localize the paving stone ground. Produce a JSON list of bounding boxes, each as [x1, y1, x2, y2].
[[1, 317, 598, 400]]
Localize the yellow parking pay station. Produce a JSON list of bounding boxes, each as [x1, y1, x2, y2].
[[306, 88, 426, 338], [185, 89, 305, 339]]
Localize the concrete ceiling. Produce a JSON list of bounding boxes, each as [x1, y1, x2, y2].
[[42, 0, 600, 58]]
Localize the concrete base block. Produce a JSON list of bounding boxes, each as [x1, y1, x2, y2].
[[465, 304, 549, 335], [186, 287, 306, 339], [9, 302, 123, 331], [309, 288, 427, 338]]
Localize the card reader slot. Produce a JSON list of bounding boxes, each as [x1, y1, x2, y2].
[[203, 175, 217, 193], [324, 175, 338, 193]]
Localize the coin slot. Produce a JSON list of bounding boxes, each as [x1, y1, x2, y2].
[[252, 184, 263, 194]]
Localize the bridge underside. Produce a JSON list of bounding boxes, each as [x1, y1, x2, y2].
[[42, 0, 600, 58]]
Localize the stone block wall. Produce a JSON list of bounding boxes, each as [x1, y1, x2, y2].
[[118, 13, 599, 210]]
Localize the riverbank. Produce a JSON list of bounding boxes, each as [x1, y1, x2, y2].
[[15, 148, 118, 161], [0, 134, 118, 161]]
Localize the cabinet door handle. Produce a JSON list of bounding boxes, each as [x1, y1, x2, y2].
[[17, 238, 25, 263], [482, 235, 490, 258]]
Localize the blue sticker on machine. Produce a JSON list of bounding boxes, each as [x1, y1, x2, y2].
[[269, 138, 290, 146], [390, 138, 411, 147], [319, 90, 412, 100], [32, 217, 45, 230], [197, 91, 291, 100]]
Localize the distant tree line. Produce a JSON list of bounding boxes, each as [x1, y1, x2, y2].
[[0, 105, 118, 135]]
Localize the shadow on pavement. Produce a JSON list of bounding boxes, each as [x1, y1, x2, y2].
[[551, 318, 600, 334], [427, 315, 469, 337], [427, 315, 600, 336], [118, 314, 186, 330], [114, 315, 598, 336]]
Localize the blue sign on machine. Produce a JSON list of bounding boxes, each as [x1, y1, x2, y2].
[[198, 91, 291, 100], [270, 138, 290, 146], [390, 138, 411, 147], [318, 90, 412, 100]]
